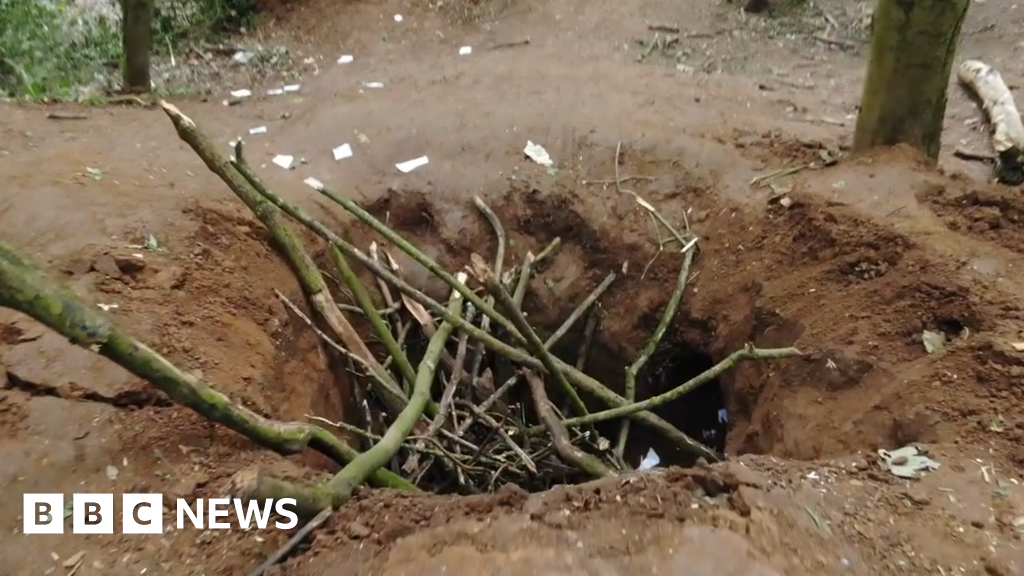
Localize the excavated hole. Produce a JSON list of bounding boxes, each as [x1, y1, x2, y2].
[[320, 312, 729, 492], [552, 332, 727, 472]]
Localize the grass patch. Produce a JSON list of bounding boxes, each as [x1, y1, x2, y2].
[[0, 0, 267, 101]]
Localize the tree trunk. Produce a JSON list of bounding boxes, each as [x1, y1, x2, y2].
[[852, 0, 970, 162], [121, 0, 154, 93]]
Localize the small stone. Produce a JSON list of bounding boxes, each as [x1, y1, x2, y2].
[[720, 461, 770, 489], [904, 489, 931, 506], [347, 522, 371, 539], [169, 472, 209, 498], [113, 254, 146, 275], [91, 254, 122, 278], [542, 511, 568, 528], [983, 556, 1016, 576], [149, 266, 186, 290], [495, 483, 528, 507]]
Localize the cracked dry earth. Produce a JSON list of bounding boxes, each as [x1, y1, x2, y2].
[[5, 0, 1024, 575]]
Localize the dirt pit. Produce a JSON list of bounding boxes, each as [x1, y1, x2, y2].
[[6, 0, 1024, 573], [6, 134, 1024, 575]]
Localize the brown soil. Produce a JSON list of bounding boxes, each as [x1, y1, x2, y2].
[[4, 0, 1024, 575]]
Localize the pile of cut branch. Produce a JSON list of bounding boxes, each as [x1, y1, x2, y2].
[[0, 101, 801, 523]]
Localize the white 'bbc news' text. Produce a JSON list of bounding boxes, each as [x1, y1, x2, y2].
[[23, 493, 299, 534]]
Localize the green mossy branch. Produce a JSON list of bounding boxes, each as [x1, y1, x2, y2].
[[0, 239, 414, 491]]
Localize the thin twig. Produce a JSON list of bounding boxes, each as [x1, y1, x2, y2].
[[614, 142, 688, 247], [615, 236, 698, 458], [575, 308, 601, 372], [313, 184, 524, 341], [468, 253, 590, 418], [47, 112, 89, 120], [466, 195, 508, 399], [953, 146, 996, 162], [454, 372, 519, 437], [583, 175, 658, 185], [543, 344, 802, 429], [751, 164, 809, 187], [369, 242, 401, 324], [523, 370, 614, 478], [275, 290, 398, 398], [456, 400, 537, 473], [534, 238, 562, 266], [512, 251, 535, 310], [245, 508, 332, 576], [402, 307, 475, 475], [543, 272, 615, 349]]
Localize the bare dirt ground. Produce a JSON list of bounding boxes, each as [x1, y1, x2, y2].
[[5, 0, 1024, 574]]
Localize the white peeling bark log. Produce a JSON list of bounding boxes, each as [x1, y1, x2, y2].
[[957, 60, 1024, 156]]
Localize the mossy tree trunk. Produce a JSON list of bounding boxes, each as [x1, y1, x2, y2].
[[852, 0, 970, 163], [121, 0, 154, 93]]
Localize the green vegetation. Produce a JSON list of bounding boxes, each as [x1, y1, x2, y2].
[[0, 0, 120, 99], [0, 0, 266, 100]]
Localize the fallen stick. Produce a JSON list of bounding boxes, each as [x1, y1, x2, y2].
[[543, 272, 615, 349], [47, 112, 89, 120], [575, 307, 601, 372], [466, 196, 507, 400], [325, 244, 421, 402], [244, 507, 332, 576], [0, 239, 413, 490], [523, 370, 614, 479], [534, 343, 802, 430], [953, 146, 996, 162], [158, 102, 412, 418], [616, 236, 698, 459], [957, 60, 1024, 185]]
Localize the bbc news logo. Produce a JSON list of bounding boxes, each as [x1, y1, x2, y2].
[[24, 494, 299, 534]]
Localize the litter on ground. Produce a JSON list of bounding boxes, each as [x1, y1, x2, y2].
[[524, 141, 553, 166], [272, 155, 295, 169], [333, 144, 353, 161], [396, 156, 429, 173]]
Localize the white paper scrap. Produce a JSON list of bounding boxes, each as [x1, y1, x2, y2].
[[272, 155, 294, 169], [638, 448, 661, 471], [249, 126, 268, 135], [524, 141, 553, 167], [394, 14, 403, 22], [230, 89, 252, 98], [396, 156, 429, 173], [333, 143, 353, 161], [363, 81, 384, 88], [303, 177, 325, 191], [459, 46, 472, 55], [267, 88, 284, 96], [338, 54, 354, 64], [283, 84, 301, 93]]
